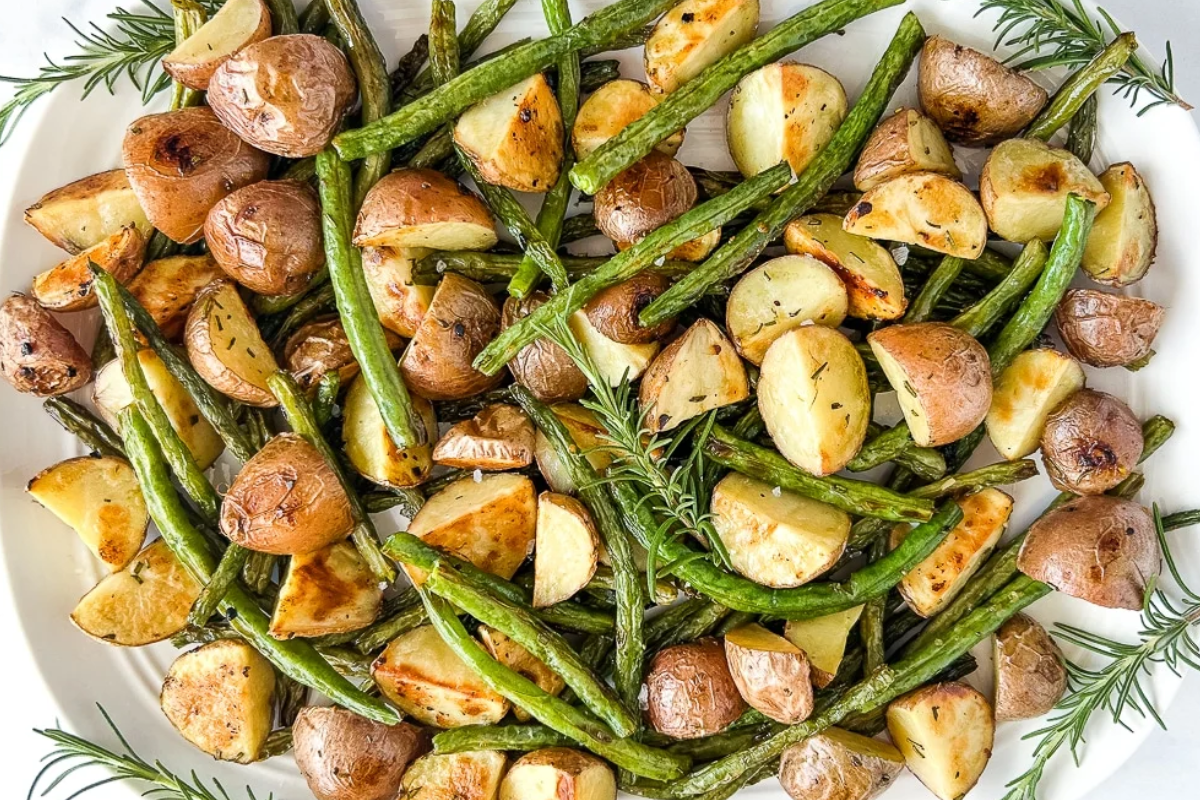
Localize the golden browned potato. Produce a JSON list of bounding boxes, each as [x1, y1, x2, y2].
[[31, 225, 146, 312], [455, 74, 563, 193], [843, 173, 987, 259], [533, 492, 600, 608], [355, 169, 497, 251], [24, 168, 151, 254], [161, 0, 272, 90], [567, 309, 660, 385], [70, 539, 200, 646], [343, 374, 438, 488], [294, 707, 429, 800], [986, 348, 1086, 460], [639, 319, 749, 434], [854, 108, 961, 191], [1040, 389, 1142, 494], [868, 322, 992, 448], [503, 293, 588, 404], [584, 272, 674, 345], [185, 279, 279, 406], [122, 106, 270, 243], [886, 682, 995, 800], [724, 624, 814, 724], [646, 638, 747, 739], [1082, 163, 1157, 285], [572, 79, 684, 160], [207, 34, 356, 157], [433, 404, 535, 470], [782, 606, 864, 688], [918, 36, 1048, 146], [1018, 495, 1160, 610], [402, 751, 508, 800], [219, 433, 354, 555], [778, 727, 905, 800], [0, 293, 91, 396], [644, 0, 760, 94], [479, 626, 566, 722], [127, 254, 222, 340], [784, 214, 907, 320], [204, 179, 324, 297], [401, 273, 505, 401], [1055, 288, 1165, 368], [593, 151, 713, 260], [284, 315, 400, 393], [993, 613, 1067, 722], [362, 246, 436, 339], [532, 404, 614, 494], [727, 62, 847, 178], [499, 748, 616, 800], [269, 541, 382, 639]]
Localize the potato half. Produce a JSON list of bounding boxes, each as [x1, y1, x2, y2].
[[294, 707, 428, 800], [1055, 288, 1165, 368], [584, 272, 674, 345], [724, 624, 814, 724], [504, 293, 588, 404], [534, 492, 600, 608], [480, 626, 566, 722], [782, 606, 864, 688], [868, 322, 992, 448], [455, 74, 564, 193], [355, 169, 497, 251], [362, 246, 436, 339], [573, 79, 684, 160], [31, 224, 146, 312], [993, 613, 1067, 722], [161, 0, 272, 90], [127, 254, 222, 340], [567, 309, 660, 386], [1040, 389, 1142, 495], [728, 62, 847, 178], [644, 0, 760, 94], [343, 373, 437, 488], [986, 348, 1086, 460], [645, 639, 747, 739], [758, 325, 870, 476], [24, 168, 151, 254], [886, 682, 995, 800], [779, 728, 904, 800], [854, 108, 961, 191], [269, 541, 382, 639], [285, 315, 400, 393], [1082, 162, 1157, 285], [639, 319, 749, 434], [403, 751, 509, 800], [434, 403, 535, 471], [500, 748, 616, 800], [844, 173, 987, 259], [533, 404, 615, 494], [784, 213, 906, 320], [185, 279, 279, 407], [592, 151, 708, 257]]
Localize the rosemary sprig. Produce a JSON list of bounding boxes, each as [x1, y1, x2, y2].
[[1002, 506, 1200, 800], [980, 0, 1190, 114]]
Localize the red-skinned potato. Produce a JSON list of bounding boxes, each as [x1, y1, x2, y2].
[[354, 169, 497, 251], [779, 728, 905, 800], [284, 315, 401, 393], [724, 624, 814, 724], [127, 254, 223, 340], [854, 107, 961, 191], [1055, 288, 1165, 368], [161, 0, 272, 90], [584, 272, 674, 345], [31, 225, 146, 312], [0, 294, 91, 396], [1040, 389, 1142, 495], [433, 404, 535, 470], [993, 613, 1067, 722], [294, 707, 429, 800], [503, 293, 588, 404], [645, 639, 747, 739]]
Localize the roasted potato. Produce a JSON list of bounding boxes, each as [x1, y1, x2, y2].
[[757, 325, 870, 476], [285, 315, 401, 393], [455, 74, 563, 193], [532, 404, 615, 494], [24, 168, 151, 254], [343, 373, 437, 488], [269, 541, 382, 639], [784, 213, 907, 320], [126, 254, 222, 340], [886, 682, 995, 800], [402, 751, 509, 800], [28, 455, 148, 572], [31, 225, 146, 312], [986, 348, 1086, 460], [567, 309, 660, 385], [644, 0, 760, 95], [372, 624, 510, 727], [993, 613, 1067, 722], [503, 293, 588, 404], [646, 638, 747, 739], [220, 433, 354, 555], [584, 272, 674, 345], [0, 293, 91, 396], [534, 492, 600, 608], [204, 179, 324, 297], [362, 246, 436, 339], [724, 624, 814, 724], [854, 108, 961, 191], [1055, 288, 1165, 368], [726, 254, 849, 364], [782, 606, 864, 688], [1082, 162, 1157, 285], [161, 0, 272, 90], [918, 36, 1048, 146], [294, 707, 428, 800], [868, 322, 992, 448], [70, 539, 200, 646], [727, 62, 847, 178], [711, 473, 850, 589], [480, 626, 566, 722], [499, 748, 616, 800], [207, 34, 356, 157], [843, 173, 988, 259], [185, 279, 279, 406], [122, 106, 270, 243], [355, 169, 497, 251], [431, 404, 531, 471], [1040, 389, 1142, 494], [639, 319, 749, 434], [1018, 495, 1160, 610], [401, 273, 505, 401], [161, 639, 275, 763], [572, 79, 684, 160], [980, 138, 1109, 243], [778, 727, 904, 800]]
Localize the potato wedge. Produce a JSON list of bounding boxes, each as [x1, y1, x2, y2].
[[844, 173, 987, 259], [854, 108, 961, 191], [726, 254, 848, 365], [24, 168, 151, 254], [161, 639, 275, 763], [567, 309, 659, 386], [373, 624, 510, 728], [584, 272, 674, 346], [784, 214, 906, 320], [639, 319, 749, 434], [455, 74, 563, 193], [892, 488, 1013, 617], [402, 273, 505, 401], [1, 297, 91, 395], [355, 169, 497, 251], [343, 373, 438, 488], [70, 538, 200, 646], [886, 682, 995, 800], [711, 473, 851, 589], [126, 254, 222, 340], [1040, 389, 1142, 495], [28, 455, 148, 572], [1055, 288, 1165, 369], [644, 0, 760, 95], [402, 751, 509, 800], [500, 748, 616, 800], [533, 404, 615, 494], [592, 152, 707, 256], [533, 492, 600, 608], [284, 315, 401, 393], [757, 325, 870, 476], [31, 225, 146, 312], [980, 138, 1109, 243], [294, 707, 428, 800], [868, 322, 992, 448], [504, 293, 588, 404], [362, 246, 435, 338], [93, 349, 225, 469], [646, 639, 747, 739], [724, 624, 814, 724], [433, 404, 535, 471], [162, 0, 272, 90], [480, 626, 566, 722], [986, 348, 1086, 460], [782, 606, 864, 688], [779, 728, 904, 800], [1081, 163, 1157, 285], [994, 613, 1067, 722], [185, 279, 278, 407], [573, 79, 684, 160], [269, 541, 382, 639], [727, 62, 847, 178]]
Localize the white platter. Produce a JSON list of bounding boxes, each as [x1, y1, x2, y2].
[[1, 1, 1197, 798]]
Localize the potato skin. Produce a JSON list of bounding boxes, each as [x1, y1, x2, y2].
[[993, 613, 1067, 722], [503, 293, 588, 404], [593, 151, 696, 246], [853, 107, 961, 191], [589, 275, 675, 347], [294, 707, 429, 800], [1055, 288, 1165, 368], [724, 630, 814, 724], [778, 729, 904, 800], [0, 294, 91, 396], [354, 168, 497, 250], [645, 639, 747, 739], [1018, 495, 1160, 610], [127, 254, 223, 340], [285, 315, 400, 393], [207, 34, 356, 157], [219, 433, 355, 555], [205, 179, 324, 297], [1040, 389, 1142, 495]]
